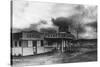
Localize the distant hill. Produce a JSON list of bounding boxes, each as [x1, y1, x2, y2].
[[78, 39, 97, 42]]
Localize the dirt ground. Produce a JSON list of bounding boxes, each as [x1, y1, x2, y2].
[[11, 46, 97, 67]]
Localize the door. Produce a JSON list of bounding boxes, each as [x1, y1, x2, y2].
[[32, 40, 37, 54]]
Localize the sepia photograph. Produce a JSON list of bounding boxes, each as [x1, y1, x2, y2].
[[11, 0, 97, 67]]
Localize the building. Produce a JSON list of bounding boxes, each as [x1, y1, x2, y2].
[[11, 26, 75, 56]]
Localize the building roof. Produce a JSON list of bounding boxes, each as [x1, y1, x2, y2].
[[12, 30, 75, 40]]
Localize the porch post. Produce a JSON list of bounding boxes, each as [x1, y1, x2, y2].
[[56, 42, 57, 49], [22, 41, 23, 56], [66, 40, 68, 51], [61, 39, 64, 52], [64, 40, 66, 51]]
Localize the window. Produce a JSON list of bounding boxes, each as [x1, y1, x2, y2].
[[19, 41, 21, 47], [41, 40, 44, 46], [51, 34, 52, 37], [11, 41, 14, 48], [53, 34, 55, 37], [15, 41, 17, 47], [23, 41, 28, 47]]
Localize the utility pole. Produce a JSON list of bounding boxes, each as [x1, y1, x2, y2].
[[76, 22, 81, 48]]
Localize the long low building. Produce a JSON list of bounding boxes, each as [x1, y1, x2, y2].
[[11, 27, 75, 56]]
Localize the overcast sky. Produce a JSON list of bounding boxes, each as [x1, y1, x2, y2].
[[12, 0, 97, 39]]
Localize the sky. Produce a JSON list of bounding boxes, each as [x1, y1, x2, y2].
[[12, 0, 97, 39]]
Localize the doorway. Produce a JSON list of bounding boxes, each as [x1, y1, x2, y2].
[[32, 40, 37, 54]]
